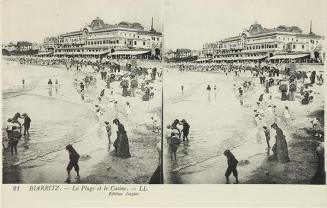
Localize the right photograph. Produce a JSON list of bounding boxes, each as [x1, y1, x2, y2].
[[163, 0, 325, 184]]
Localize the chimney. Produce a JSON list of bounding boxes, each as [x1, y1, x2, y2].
[[310, 20, 312, 34], [151, 17, 154, 31]]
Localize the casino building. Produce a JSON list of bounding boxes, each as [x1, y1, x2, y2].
[[200, 22, 324, 63], [42, 17, 162, 59]]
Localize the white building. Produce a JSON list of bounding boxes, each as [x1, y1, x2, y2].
[[202, 22, 324, 63], [53, 17, 162, 59]]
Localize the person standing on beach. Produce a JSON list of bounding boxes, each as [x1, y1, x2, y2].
[[283, 106, 291, 125], [22, 79, 25, 88], [263, 126, 271, 149], [271, 123, 290, 163], [170, 132, 180, 160], [55, 79, 60, 95], [238, 87, 243, 97], [12, 113, 22, 134], [48, 79, 53, 88], [125, 102, 132, 117], [181, 85, 184, 95], [214, 85, 217, 98], [9, 126, 21, 155], [171, 119, 181, 139], [206, 85, 211, 94], [165, 125, 173, 144], [223, 149, 239, 184], [22, 113, 31, 136], [6, 118, 13, 139], [5, 119, 13, 150], [65, 144, 80, 183], [310, 71, 316, 84], [151, 115, 160, 133], [104, 121, 112, 145], [48, 79, 53, 96], [79, 82, 85, 100], [180, 119, 190, 142], [113, 119, 131, 158]]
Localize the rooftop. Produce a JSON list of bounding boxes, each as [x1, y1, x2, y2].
[[60, 17, 161, 37]]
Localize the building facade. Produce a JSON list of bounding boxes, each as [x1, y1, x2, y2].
[[43, 36, 59, 51], [50, 17, 162, 59], [175, 48, 191, 58], [202, 22, 324, 63]]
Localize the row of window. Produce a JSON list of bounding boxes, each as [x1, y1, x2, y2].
[[205, 36, 320, 50], [215, 53, 264, 58], [289, 44, 305, 50], [56, 49, 103, 53], [86, 39, 148, 46], [87, 40, 120, 45], [246, 44, 278, 50], [89, 33, 160, 41], [120, 32, 137, 38]]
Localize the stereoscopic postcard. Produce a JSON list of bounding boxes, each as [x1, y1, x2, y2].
[[1, 0, 326, 207]]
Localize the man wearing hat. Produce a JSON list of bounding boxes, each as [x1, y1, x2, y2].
[[180, 119, 190, 142], [22, 113, 31, 136]]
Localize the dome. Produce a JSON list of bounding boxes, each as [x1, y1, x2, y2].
[[118, 21, 130, 27], [248, 23, 264, 35], [131, 22, 144, 30], [290, 26, 302, 33], [277, 25, 289, 31], [90, 17, 106, 30]]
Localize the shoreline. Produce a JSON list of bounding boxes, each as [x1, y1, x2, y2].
[[164, 68, 324, 184], [2, 59, 162, 184]]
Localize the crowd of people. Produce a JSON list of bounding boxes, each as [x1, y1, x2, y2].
[[165, 119, 190, 160], [4, 55, 163, 184], [167, 60, 324, 184], [4, 113, 31, 155]]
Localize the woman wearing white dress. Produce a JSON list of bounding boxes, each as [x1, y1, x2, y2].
[[283, 106, 291, 125], [55, 79, 60, 95], [125, 102, 132, 116]]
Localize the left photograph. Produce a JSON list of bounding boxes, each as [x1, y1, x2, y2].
[[1, 0, 163, 184]]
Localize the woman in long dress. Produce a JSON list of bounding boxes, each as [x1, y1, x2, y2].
[[271, 123, 290, 163], [283, 106, 291, 125], [113, 119, 131, 158]]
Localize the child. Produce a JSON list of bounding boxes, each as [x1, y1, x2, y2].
[[65, 144, 80, 183], [9, 126, 21, 155], [104, 121, 112, 145], [263, 126, 271, 149], [170, 133, 180, 160], [224, 149, 239, 184], [151, 115, 160, 133]]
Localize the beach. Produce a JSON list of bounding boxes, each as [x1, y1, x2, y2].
[[164, 66, 324, 184], [2, 58, 162, 184]]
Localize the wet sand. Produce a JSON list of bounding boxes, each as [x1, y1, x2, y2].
[[2, 59, 161, 184], [164, 66, 324, 184], [245, 110, 324, 184]]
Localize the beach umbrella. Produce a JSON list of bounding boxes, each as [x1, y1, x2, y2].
[[131, 79, 138, 88], [120, 80, 129, 88]]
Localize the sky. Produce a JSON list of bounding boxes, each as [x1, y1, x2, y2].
[[164, 0, 326, 50], [1, 0, 163, 44], [1, 0, 326, 50]]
